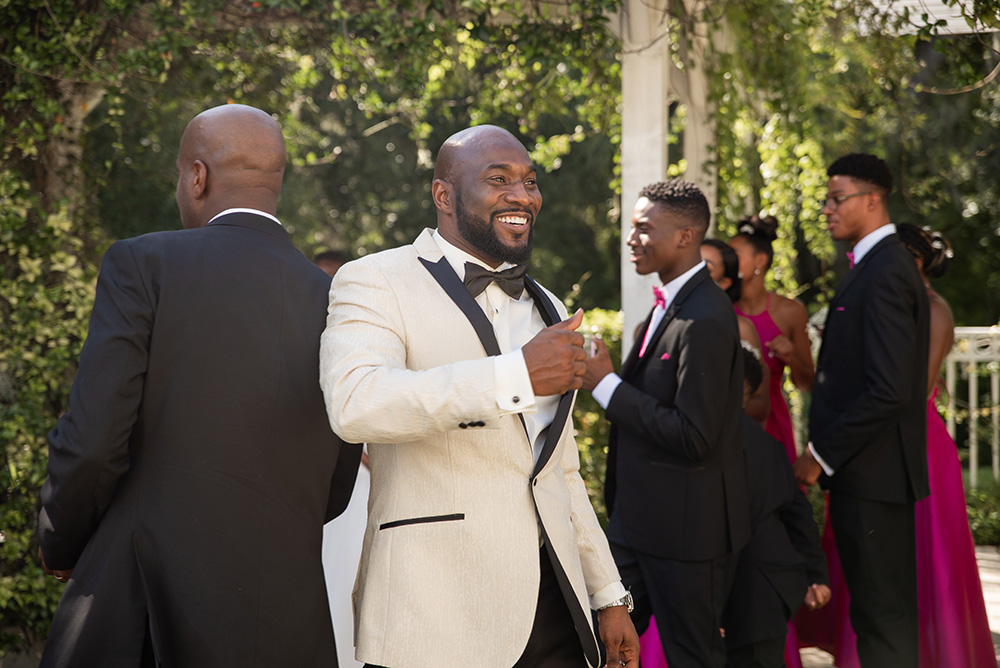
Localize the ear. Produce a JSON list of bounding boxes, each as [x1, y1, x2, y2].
[[677, 226, 695, 248], [754, 252, 768, 273], [191, 159, 208, 200], [719, 276, 733, 291], [431, 179, 453, 213]]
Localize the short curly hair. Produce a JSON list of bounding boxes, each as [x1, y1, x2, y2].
[[827, 153, 893, 198], [638, 179, 710, 233]]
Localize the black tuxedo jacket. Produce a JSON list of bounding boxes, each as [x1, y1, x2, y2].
[[810, 233, 929, 503], [604, 266, 750, 560], [38, 213, 361, 668], [722, 416, 827, 648]]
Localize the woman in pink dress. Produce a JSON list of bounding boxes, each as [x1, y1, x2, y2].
[[728, 216, 815, 463], [728, 216, 815, 668], [901, 224, 994, 666]]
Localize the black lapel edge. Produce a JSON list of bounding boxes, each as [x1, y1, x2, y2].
[[418, 256, 501, 357], [523, 275, 559, 327], [531, 390, 574, 478], [523, 275, 573, 475]]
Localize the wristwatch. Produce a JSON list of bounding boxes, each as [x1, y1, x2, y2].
[[596, 590, 634, 613]]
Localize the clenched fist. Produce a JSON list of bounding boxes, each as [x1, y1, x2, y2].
[[522, 309, 587, 396]]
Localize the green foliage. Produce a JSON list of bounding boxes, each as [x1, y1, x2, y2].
[[708, 0, 1000, 322], [967, 489, 1000, 546], [573, 308, 624, 527], [0, 199, 98, 654]]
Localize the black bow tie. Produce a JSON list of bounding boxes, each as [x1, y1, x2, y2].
[[463, 262, 528, 299]]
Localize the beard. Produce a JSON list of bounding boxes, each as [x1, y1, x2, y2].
[[455, 194, 533, 265]]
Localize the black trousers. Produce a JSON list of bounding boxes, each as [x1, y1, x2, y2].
[[829, 491, 917, 668], [726, 636, 786, 668], [366, 547, 587, 668], [607, 525, 729, 668]]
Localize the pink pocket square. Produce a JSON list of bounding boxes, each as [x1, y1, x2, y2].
[[836, 306, 846, 311], [660, 352, 671, 360]]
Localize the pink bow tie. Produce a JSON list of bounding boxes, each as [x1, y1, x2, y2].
[[653, 286, 666, 309], [847, 252, 855, 269]]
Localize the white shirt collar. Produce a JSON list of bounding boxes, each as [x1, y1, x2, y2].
[[432, 229, 515, 280], [207, 208, 282, 227], [851, 223, 896, 264], [656, 260, 706, 311]]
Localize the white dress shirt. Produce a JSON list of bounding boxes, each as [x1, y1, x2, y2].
[[808, 223, 897, 476], [207, 207, 282, 226], [591, 260, 707, 409], [433, 231, 558, 463]]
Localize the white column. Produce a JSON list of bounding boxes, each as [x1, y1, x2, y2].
[[617, 0, 671, 357]]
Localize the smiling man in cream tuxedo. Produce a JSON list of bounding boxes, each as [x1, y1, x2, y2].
[[319, 125, 639, 668]]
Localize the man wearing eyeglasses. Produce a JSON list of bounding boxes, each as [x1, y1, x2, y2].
[[794, 153, 929, 667]]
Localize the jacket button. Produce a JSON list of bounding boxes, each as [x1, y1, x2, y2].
[[459, 422, 468, 429], [474, 421, 485, 427], [512, 396, 520, 404]]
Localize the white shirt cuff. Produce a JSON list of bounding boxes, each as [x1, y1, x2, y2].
[[808, 441, 835, 476], [590, 581, 629, 610], [495, 350, 537, 414], [591, 373, 622, 409]]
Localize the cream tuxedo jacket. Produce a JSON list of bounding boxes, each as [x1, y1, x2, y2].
[[319, 229, 623, 668]]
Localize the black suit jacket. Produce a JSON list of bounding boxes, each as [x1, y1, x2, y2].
[[722, 416, 827, 648], [38, 213, 361, 668], [810, 233, 929, 503], [604, 266, 750, 560]]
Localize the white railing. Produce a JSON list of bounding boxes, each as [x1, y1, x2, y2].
[[945, 327, 1000, 489]]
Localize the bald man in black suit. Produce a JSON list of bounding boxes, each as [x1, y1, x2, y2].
[[38, 104, 360, 667]]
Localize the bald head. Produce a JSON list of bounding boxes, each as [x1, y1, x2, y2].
[[433, 125, 527, 183], [176, 104, 286, 228]]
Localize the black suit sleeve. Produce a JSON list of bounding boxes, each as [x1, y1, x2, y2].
[[812, 259, 922, 471], [606, 316, 734, 463], [38, 240, 152, 570], [778, 485, 828, 585], [324, 441, 363, 523]]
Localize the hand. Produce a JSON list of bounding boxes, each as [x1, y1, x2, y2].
[[39, 547, 72, 584], [804, 583, 831, 610], [793, 450, 822, 487], [597, 605, 639, 668], [765, 334, 793, 363], [581, 338, 614, 391], [522, 309, 586, 396]]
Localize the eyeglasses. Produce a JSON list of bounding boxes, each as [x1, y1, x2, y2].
[[820, 191, 874, 210]]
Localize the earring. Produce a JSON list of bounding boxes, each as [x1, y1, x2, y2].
[[753, 268, 760, 276]]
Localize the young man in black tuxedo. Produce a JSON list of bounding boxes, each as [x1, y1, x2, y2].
[[583, 179, 750, 668], [37, 104, 360, 667], [793, 153, 929, 667]]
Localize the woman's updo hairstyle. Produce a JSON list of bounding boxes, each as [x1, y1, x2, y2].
[[733, 214, 779, 269], [897, 223, 953, 279]]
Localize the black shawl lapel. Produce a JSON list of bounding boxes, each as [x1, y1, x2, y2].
[[418, 257, 501, 357], [521, 275, 574, 476]]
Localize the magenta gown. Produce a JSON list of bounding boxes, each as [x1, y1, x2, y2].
[[734, 298, 798, 464], [798, 388, 996, 668]]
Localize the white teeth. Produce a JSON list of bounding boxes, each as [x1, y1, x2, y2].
[[497, 215, 528, 226]]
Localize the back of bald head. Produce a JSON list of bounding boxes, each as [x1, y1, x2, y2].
[[433, 125, 522, 183], [178, 104, 286, 217]]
